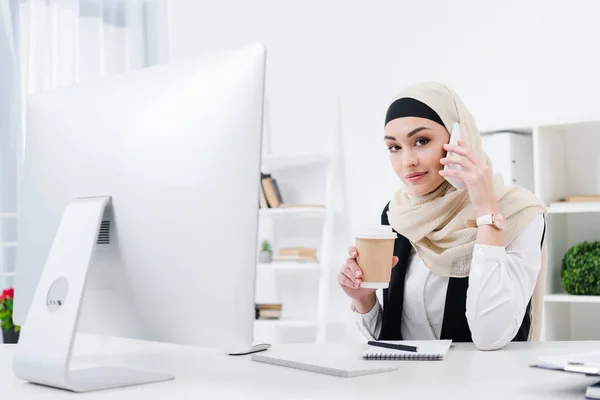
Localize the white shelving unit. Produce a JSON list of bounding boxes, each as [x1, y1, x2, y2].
[[257, 261, 322, 272], [259, 207, 327, 217], [261, 154, 329, 170], [255, 319, 317, 328], [253, 150, 335, 345], [254, 318, 318, 345], [531, 120, 600, 341], [547, 202, 600, 214], [544, 294, 600, 304], [484, 121, 600, 341], [252, 95, 350, 345]]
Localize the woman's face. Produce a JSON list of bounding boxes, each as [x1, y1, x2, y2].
[[384, 117, 449, 196]]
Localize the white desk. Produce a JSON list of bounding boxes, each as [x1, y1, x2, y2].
[[1, 335, 599, 399]]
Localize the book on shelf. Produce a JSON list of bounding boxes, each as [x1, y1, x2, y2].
[[258, 173, 325, 210], [255, 303, 282, 320], [260, 173, 283, 208], [560, 195, 600, 202], [278, 204, 325, 209], [259, 185, 268, 208]]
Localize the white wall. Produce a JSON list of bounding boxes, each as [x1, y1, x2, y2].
[[166, 0, 600, 341], [167, 0, 600, 234], [0, 1, 20, 290]]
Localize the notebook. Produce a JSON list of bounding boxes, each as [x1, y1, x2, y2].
[[362, 340, 452, 361]]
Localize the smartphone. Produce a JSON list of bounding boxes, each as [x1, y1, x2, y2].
[[443, 123, 466, 190]]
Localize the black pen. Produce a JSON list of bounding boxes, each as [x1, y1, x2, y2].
[[367, 341, 418, 352]]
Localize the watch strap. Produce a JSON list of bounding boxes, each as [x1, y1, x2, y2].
[[476, 213, 494, 226]]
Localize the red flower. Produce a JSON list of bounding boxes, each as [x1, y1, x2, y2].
[[0, 288, 14, 301]]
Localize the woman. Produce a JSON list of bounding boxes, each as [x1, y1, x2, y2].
[[338, 82, 547, 350]]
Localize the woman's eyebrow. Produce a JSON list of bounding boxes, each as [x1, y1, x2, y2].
[[384, 126, 430, 141]]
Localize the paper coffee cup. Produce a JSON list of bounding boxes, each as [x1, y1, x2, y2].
[[354, 226, 397, 289]]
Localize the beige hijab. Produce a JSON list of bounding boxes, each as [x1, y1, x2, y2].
[[386, 82, 548, 340]]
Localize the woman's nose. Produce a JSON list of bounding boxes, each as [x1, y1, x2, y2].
[[402, 149, 418, 168]]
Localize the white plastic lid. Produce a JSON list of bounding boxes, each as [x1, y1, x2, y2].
[[354, 225, 397, 240]]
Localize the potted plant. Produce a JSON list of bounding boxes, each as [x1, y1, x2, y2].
[[0, 288, 20, 344], [561, 241, 600, 295], [259, 239, 272, 264]]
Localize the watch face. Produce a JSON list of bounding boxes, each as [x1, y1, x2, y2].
[[494, 212, 506, 229]]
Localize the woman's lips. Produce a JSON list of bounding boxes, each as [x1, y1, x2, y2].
[[405, 172, 428, 183]]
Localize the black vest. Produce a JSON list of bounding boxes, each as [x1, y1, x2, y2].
[[378, 202, 545, 342]]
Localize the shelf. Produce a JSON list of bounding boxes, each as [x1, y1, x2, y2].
[[259, 207, 326, 217], [261, 153, 329, 170], [254, 319, 316, 328], [544, 294, 600, 304], [539, 120, 600, 133], [0, 272, 15, 277], [0, 242, 17, 248], [0, 213, 17, 218], [548, 202, 600, 214], [257, 262, 321, 272]]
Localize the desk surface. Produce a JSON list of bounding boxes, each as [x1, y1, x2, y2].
[[1, 335, 599, 399]]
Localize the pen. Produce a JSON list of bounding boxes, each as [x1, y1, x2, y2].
[[367, 341, 418, 352]]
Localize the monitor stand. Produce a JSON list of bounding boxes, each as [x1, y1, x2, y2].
[[229, 343, 272, 355], [12, 196, 174, 392]]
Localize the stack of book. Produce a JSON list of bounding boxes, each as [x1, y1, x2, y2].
[[273, 247, 318, 262], [255, 303, 282, 320]]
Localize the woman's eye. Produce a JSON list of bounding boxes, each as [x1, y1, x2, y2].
[[415, 138, 429, 146], [388, 145, 401, 152]]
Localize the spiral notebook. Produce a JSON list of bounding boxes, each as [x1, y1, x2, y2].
[[362, 340, 452, 360]]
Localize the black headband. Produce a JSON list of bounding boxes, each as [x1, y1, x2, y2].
[[385, 97, 445, 128]]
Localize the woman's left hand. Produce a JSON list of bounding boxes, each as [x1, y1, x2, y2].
[[439, 140, 498, 216]]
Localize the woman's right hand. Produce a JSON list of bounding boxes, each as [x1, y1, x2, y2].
[[337, 246, 399, 313]]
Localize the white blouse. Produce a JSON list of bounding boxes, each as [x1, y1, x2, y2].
[[354, 213, 544, 351]]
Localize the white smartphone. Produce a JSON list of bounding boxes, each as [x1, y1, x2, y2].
[[443, 123, 466, 190]]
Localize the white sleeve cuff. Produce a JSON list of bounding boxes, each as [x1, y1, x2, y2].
[[353, 299, 382, 340], [359, 300, 381, 325]]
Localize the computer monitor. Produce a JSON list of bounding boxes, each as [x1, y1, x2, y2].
[[12, 43, 267, 392]]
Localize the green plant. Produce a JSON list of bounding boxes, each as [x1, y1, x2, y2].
[[561, 241, 600, 295], [261, 239, 272, 252], [0, 288, 20, 332]]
